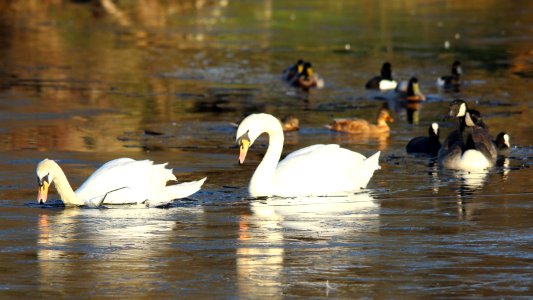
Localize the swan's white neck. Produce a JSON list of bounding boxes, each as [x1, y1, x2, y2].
[[249, 117, 284, 197], [50, 162, 85, 206]]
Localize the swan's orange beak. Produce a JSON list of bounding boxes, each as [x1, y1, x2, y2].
[[386, 114, 395, 123], [239, 138, 250, 165], [38, 181, 49, 204]]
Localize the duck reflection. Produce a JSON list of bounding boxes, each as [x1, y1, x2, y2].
[[330, 132, 390, 151], [237, 192, 379, 297]]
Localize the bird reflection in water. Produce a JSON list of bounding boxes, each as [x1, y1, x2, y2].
[[453, 169, 489, 221], [236, 193, 379, 297], [36, 208, 191, 296], [37, 210, 83, 293]]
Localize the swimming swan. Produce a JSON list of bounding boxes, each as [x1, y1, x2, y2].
[[36, 158, 206, 207], [236, 113, 380, 197]]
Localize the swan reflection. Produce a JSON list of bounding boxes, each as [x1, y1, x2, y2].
[[237, 192, 379, 297], [37, 207, 202, 295]]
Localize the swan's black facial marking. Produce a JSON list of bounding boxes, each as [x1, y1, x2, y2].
[[237, 131, 251, 148], [38, 173, 49, 187]]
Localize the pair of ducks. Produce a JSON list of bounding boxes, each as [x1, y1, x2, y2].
[[279, 105, 394, 135], [36, 113, 384, 207], [406, 99, 511, 170], [280, 106, 394, 136], [282, 59, 324, 90], [366, 61, 462, 92]]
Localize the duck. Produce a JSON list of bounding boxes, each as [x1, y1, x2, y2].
[[438, 100, 497, 170], [231, 115, 299, 133], [405, 77, 427, 124], [494, 132, 511, 156], [36, 158, 206, 207], [437, 60, 462, 89], [394, 77, 426, 100], [406, 122, 441, 156], [401, 77, 427, 102], [292, 62, 325, 90], [282, 59, 304, 82], [236, 113, 381, 197], [325, 106, 394, 135], [365, 62, 397, 91], [280, 115, 299, 132]]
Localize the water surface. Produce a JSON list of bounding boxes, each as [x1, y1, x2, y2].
[[1, 1, 533, 298]]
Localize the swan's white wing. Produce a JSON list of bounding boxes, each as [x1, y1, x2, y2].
[[273, 145, 380, 197], [75, 159, 175, 205], [283, 144, 328, 160], [146, 177, 207, 207]]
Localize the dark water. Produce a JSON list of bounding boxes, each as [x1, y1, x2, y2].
[[1, 0, 533, 298]]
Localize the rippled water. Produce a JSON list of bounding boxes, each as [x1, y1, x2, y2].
[[1, 0, 533, 298]]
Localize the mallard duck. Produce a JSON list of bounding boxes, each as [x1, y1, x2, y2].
[[406, 122, 441, 156], [437, 60, 462, 89], [326, 106, 394, 135], [403, 77, 426, 101], [282, 59, 304, 82], [365, 62, 397, 91], [236, 113, 380, 197], [292, 62, 324, 90]]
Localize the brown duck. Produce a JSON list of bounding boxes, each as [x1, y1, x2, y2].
[[326, 107, 394, 135]]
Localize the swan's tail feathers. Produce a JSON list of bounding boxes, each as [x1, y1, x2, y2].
[[166, 177, 207, 200], [354, 151, 381, 190], [364, 151, 381, 170]]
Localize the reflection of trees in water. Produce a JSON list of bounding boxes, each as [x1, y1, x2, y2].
[[0, 0, 531, 153], [0, 0, 238, 152]]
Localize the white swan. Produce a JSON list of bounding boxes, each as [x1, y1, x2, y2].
[[36, 158, 206, 207], [236, 113, 381, 197]]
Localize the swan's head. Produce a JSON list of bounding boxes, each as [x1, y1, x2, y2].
[[36, 159, 56, 204], [236, 113, 282, 164]]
